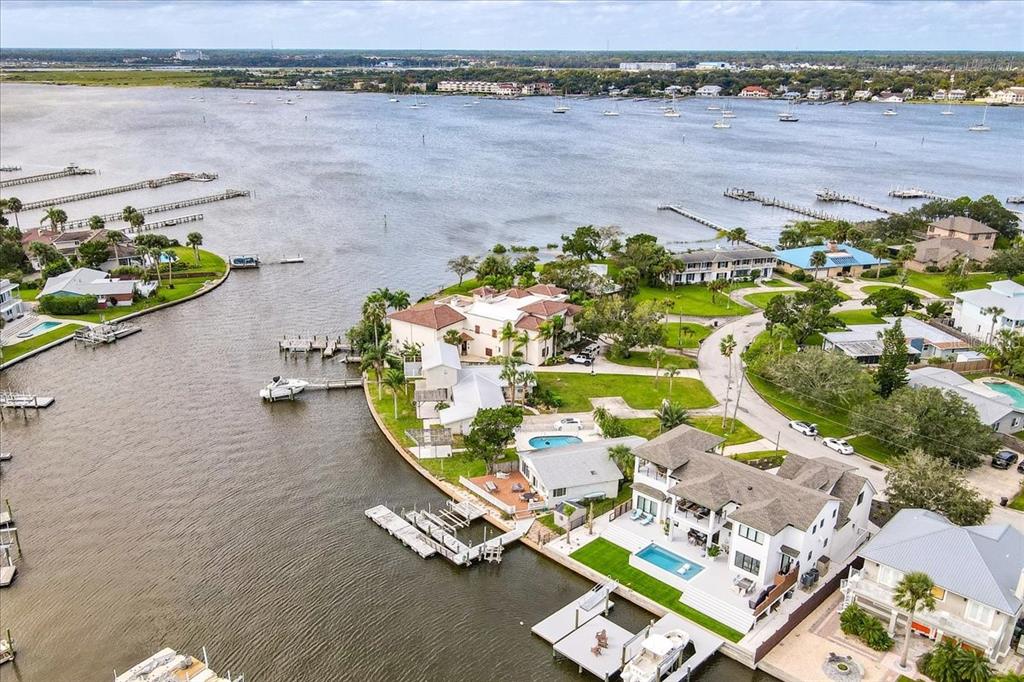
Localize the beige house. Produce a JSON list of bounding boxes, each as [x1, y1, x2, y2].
[[908, 216, 997, 271], [842, 508, 1024, 662]]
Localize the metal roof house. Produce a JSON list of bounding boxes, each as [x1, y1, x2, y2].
[[774, 243, 888, 278], [842, 508, 1024, 662], [822, 317, 971, 364], [519, 437, 639, 506], [906, 367, 1024, 433]]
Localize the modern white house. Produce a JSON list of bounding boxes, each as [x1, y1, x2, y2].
[[906, 367, 1024, 433], [620, 425, 874, 632], [0, 279, 26, 323], [695, 85, 723, 97], [842, 508, 1024, 662], [662, 246, 777, 285], [39, 268, 155, 307], [952, 280, 1024, 341], [822, 317, 972, 364], [388, 285, 581, 366], [519, 437, 639, 506]]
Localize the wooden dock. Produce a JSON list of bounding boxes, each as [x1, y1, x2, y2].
[[304, 378, 365, 390], [0, 393, 54, 409], [7, 172, 218, 213], [724, 187, 842, 221], [124, 213, 203, 234], [1007, 196, 1024, 205], [60, 190, 250, 230], [888, 187, 950, 200], [657, 205, 727, 231], [279, 335, 358, 361], [365, 505, 437, 559], [0, 164, 96, 189], [815, 189, 896, 215], [0, 166, 21, 173]]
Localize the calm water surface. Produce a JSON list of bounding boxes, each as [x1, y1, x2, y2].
[[0, 84, 1020, 680]]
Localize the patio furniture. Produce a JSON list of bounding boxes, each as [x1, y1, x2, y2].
[[511, 483, 524, 493], [521, 492, 538, 501], [630, 508, 643, 521], [735, 578, 755, 595], [591, 645, 603, 656], [485, 481, 498, 493], [496, 471, 510, 480], [640, 513, 654, 526]]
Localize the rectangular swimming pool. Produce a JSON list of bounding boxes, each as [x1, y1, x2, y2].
[[636, 544, 704, 581], [16, 321, 62, 338]]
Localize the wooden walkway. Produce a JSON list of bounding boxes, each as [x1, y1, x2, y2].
[[8, 172, 218, 212], [533, 582, 618, 644], [0, 164, 96, 188], [0, 393, 55, 409], [724, 187, 842, 221], [61, 190, 249, 230], [657, 205, 727, 231], [815, 189, 895, 215], [124, 213, 203, 234]]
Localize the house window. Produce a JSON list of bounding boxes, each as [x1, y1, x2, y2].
[[475, 325, 480, 334], [832, 509, 838, 518], [551, 487, 566, 498], [877, 564, 903, 588], [635, 495, 659, 516], [811, 525, 816, 535], [823, 538, 828, 547], [965, 600, 995, 627], [930, 586, 946, 601], [485, 348, 492, 357], [734, 551, 761, 575], [491, 329, 497, 338], [856, 492, 864, 506], [738, 525, 764, 545]]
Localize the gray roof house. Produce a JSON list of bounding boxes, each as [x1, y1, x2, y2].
[[663, 246, 777, 286], [906, 367, 1024, 433], [519, 436, 640, 506], [822, 317, 971, 364], [843, 508, 1024, 661]]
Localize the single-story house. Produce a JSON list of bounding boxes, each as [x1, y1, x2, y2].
[[822, 317, 972, 364], [774, 242, 888, 278], [519, 436, 641, 506], [39, 267, 155, 307], [907, 367, 1024, 433]]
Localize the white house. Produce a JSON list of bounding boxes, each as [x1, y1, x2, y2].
[[0, 279, 26, 322], [519, 437, 639, 506], [842, 509, 1024, 662], [695, 62, 734, 71], [739, 85, 771, 98], [388, 285, 581, 366], [853, 89, 873, 100], [695, 85, 722, 97], [906, 367, 1024, 433], [662, 246, 777, 285], [822, 317, 971, 364], [952, 280, 1024, 341], [807, 87, 829, 101], [38, 268, 155, 307]]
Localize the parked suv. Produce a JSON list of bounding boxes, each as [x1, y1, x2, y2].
[[567, 353, 594, 366], [992, 450, 1020, 470]]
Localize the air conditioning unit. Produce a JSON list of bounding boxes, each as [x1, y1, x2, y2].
[[816, 556, 832, 576]]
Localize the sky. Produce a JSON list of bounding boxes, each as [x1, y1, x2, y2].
[[1, 1, 1021, 52]]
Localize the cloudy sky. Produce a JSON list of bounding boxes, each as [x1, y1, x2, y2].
[[1, 1, 1021, 51]]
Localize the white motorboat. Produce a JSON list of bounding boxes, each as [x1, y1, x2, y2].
[[713, 118, 731, 129], [602, 110, 620, 116], [883, 108, 898, 116], [721, 110, 736, 118], [260, 376, 310, 401], [620, 629, 690, 682], [552, 105, 570, 114], [663, 109, 680, 117], [706, 104, 721, 111], [778, 112, 799, 122], [389, 97, 400, 102]]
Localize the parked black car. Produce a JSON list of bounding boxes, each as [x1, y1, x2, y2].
[[992, 450, 1020, 469], [1017, 459, 1024, 474]]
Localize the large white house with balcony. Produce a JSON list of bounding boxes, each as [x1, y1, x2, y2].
[[661, 246, 778, 285], [952, 280, 1024, 341], [620, 426, 874, 633], [841, 508, 1024, 662], [0, 278, 26, 323]]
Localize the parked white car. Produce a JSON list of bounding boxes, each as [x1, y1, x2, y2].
[[823, 437, 854, 455], [554, 417, 584, 431], [788, 420, 818, 437]]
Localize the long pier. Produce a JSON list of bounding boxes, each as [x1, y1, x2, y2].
[[724, 187, 842, 221], [0, 166, 21, 173], [657, 205, 727, 231], [0, 165, 97, 189], [8, 172, 218, 212], [61, 190, 250, 230], [888, 187, 951, 200], [815, 189, 896, 215], [124, 213, 204, 234]]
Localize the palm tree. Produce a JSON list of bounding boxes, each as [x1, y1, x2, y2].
[[706, 278, 727, 303], [500, 321, 517, 357], [548, 315, 566, 357], [145, 246, 162, 284], [500, 357, 519, 405], [608, 444, 634, 480], [893, 571, 936, 669], [40, 207, 67, 232], [924, 301, 947, 319], [389, 290, 411, 311], [186, 231, 203, 265], [730, 227, 747, 245], [513, 330, 529, 360], [516, 369, 535, 407], [6, 197, 22, 229], [656, 402, 689, 433], [88, 215, 105, 231], [809, 250, 827, 279], [720, 333, 736, 428], [664, 367, 680, 394], [592, 406, 610, 427], [383, 368, 406, 418], [925, 639, 964, 682], [359, 340, 391, 399], [982, 305, 1005, 344], [897, 243, 917, 269], [121, 206, 137, 223], [362, 294, 389, 347], [649, 347, 667, 381], [954, 648, 993, 682], [161, 250, 175, 288], [871, 242, 889, 279], [443, 328, 462, 348], [127, 211, 145, 233], [538, 320, 556, 360]]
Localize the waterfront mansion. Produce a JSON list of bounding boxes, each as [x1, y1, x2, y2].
[[661, 246, 777, 285], [388, 285, 581, 367]]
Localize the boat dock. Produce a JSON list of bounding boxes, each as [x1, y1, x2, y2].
[[657, 205, 727, 231], [279, 335, 359, 361], [61, 189, 250, 230], [532, 582, 618, 644], [723, 187, 842, 221], [8, 172, 219, 213], [815, 189, 896, 215], [124, 213, 203, 234], [888, 187, 950, 200], [0, 164, 96, 189], [304, 378, 365, 390], [0, 392, 55, 410], [365, 505, 437, 559], [0, 166, 21, 172], [0, 528, 21, 588], [73, 321, 141, 345]]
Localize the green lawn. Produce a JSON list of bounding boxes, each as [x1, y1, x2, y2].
[[16, 285, 39, 301], [833, 309, 886, 325], [0, 323, 83, 363], [366, 375, 422, 447], [570, 538, 745, 642], [166, 246, 226, 273], [859, 270, 999, 298], [730, 449, 787, 462], [661, 322, 711, 350], [421, 454, 489, 482], [745, 372, 851, 438], [1009, 483, 1024, 512], [436, 277, 483, 297], [536, 513, 566, 536], [0, 70, 216, 87], [537, 373, 716, 412], [846, 435, 898, 465], [759, 278, 794, 288], [744, 291, 791, 309], [607, 350, 696, 371], [633, 285, 745, 317], [622, 416, 760, 445]]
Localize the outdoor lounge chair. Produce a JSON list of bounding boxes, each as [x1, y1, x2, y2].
[[485, 481, 498, 493], [641, 513, 654, 526], [630, 508, 643, 521]]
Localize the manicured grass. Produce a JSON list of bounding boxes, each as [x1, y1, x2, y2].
[[536, 513, 566, 536], [420, 454, 488, 482], [833, 309, 886, 325], [367, 374, 422, 447], [437, 277, 483, 297], [661, 322, 712, 350], [745, 371, 851, 438], [759, 278, 794, 288], [17, 286, 39, 301], [537, 373, 716, 412], [1, 70, 216, 87], [1009, 484, 1024, 512], [860, 285, 896, 295], [622, 418, 664, 440], [633, 284, 745, 317], [0, 323, 83, 363], [590, 485, 634, 517], [570, 538, 745, 642], [607, 350, 696, 371], [688, 416, 762, 446], [730, 449, 787, 462], [744, 291, 791, 309], [859, 270, 999, 298], [846, 435, 898, 465], [166, 246, 227, 274]]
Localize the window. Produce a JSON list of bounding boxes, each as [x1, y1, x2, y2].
[[635, 495, 659, 516], [856, 492, 864, 506], [734, 551, 761, 575], [832, 509, 838, 518], [551, 488, 566, 498], [811, 524, 816, 535], [474, 325, 480, 334], [930, 586, 946, 601], [485, 348, 492, 357], [823, 538, 828, 547], [521, 464, 530, 478], [877, 564, 903, 588], [965, 600, 995, 627], [738, 525, 764, 545]]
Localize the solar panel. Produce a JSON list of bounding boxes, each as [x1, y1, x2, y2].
[[829, 256, 857, 265]]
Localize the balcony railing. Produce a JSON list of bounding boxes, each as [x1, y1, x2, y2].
[[752, 565, 799, 617], [635, 466, 669, 486]]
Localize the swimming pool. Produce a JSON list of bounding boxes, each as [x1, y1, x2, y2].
[[528, 435, 583, 449], [636, 544, 705, 581], [984, 380, 1024, 409], [16, 321, 62, 338]]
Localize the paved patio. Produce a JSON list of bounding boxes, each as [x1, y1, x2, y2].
[[466, 471, 539, 514]]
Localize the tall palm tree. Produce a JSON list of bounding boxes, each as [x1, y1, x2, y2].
[[500, 321, 517, 357], [87, 215, 105, 231], [40, 207, 67, 232], [515, 368, 535, 407], [145, 246, 162, 284], [897, 243, 917, 270], [720, 333, 737, 428], [186, 231, 203, 265], [608, 444, 634, 481], [500, 357, 519, 405], [127, 211, 145, 233], [538, 320, 555, 360], [871, 242, 889, 279], [443, 328, 463, 348], [982, 306, 1005, 344], [649, 347, 667, 382], [6, 197, 22, 229], [388, 289, 411, 311], [707, 278, 728, 304], [656, 402, 689, 433], [121, 206, 137, 223], [362, 294, 389, 347], [548, 315, 566, 357], [383, 368, 406, 418], [893, 571, 936, 669], [513, 330, 529, 360], [664, 367, 680, 394], [161, 250, 175, 288], [359, 340, 391, 399], [809, 250, 827, 279]]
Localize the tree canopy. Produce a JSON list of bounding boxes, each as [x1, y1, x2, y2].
[[465, 406, 524, 463], [864, 287, 921, 317], [884, 450, 992, 526], [561, 225, 603, 261], [875, 319, 909, 398]]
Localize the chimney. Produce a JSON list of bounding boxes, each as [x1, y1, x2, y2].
[[827, 241, 839, 253]]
